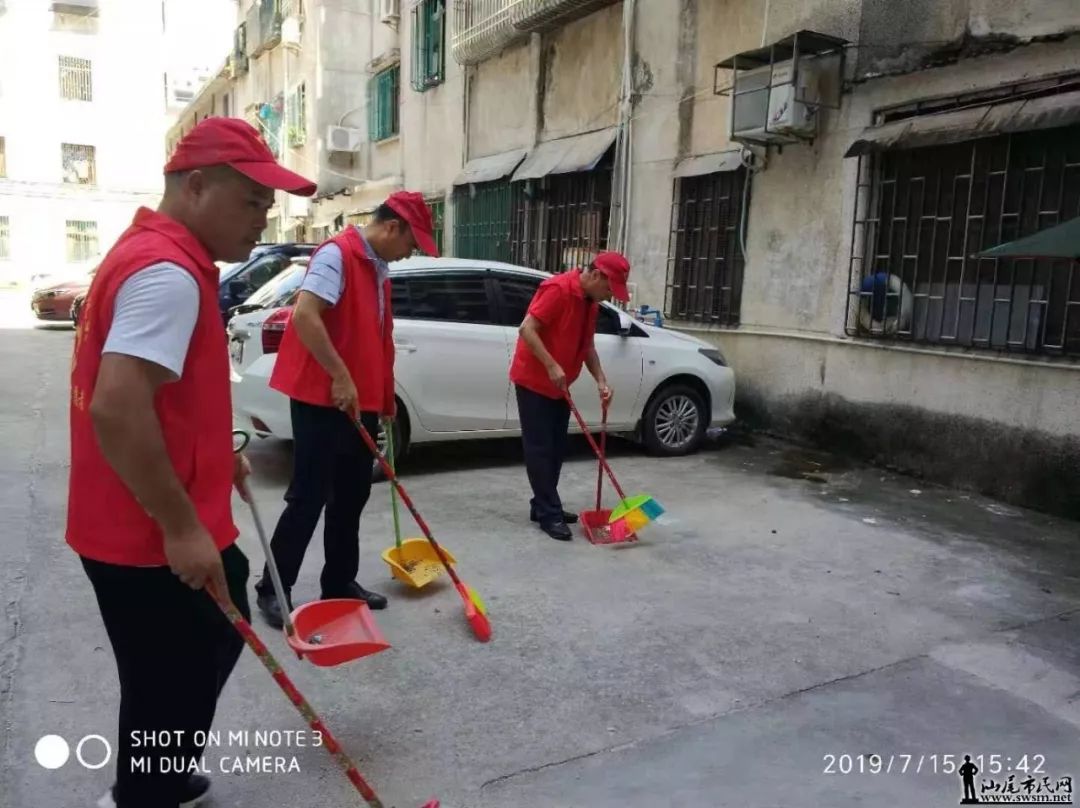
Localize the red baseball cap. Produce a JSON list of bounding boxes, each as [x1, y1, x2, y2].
[[385, 191, 440, 257], [164, 117, 317, 196], [592, 251, 631, 302]]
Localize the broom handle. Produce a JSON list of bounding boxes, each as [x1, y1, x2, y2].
[[206, 585, 389, 808], [356, 419, 464, 588], [241, 483, 297, 639], [595, 400, 608, 511], [384, 419, 403, 551], [565, 393, 629, 502]]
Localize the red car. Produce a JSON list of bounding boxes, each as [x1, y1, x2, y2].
[[31, 275, 93, 323]]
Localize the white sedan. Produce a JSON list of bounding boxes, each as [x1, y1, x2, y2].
[[231, 258, 736, 463]]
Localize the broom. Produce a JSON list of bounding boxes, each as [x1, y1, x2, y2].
[[564, 392, 665, 540]]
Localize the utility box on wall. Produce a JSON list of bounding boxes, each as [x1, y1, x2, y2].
[[716, 30, 848, 146]]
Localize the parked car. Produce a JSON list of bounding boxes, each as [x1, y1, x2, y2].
[[70, 289, 88, 326], [232, 258, 736, 466], [218, 243, 316, 322], [31, 271, 94, 323], [226, 259, 308, 372]]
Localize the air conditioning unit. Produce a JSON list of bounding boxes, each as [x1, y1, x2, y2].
[[326, 125, 363, 152], [379, 0, 399, 24], [281, 14, 301, 46], [731, 59, 821, 142]]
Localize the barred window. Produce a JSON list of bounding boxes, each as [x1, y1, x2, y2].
[[664, 170, 748, 325], [411, 0, 445, 91], [287, 82, 306, 147], [368, 65, 399, 142], [65, 220, 98, 262], [59, 56, 92, 101], [428, 197, 444, 255], [0, 216, 10, 259], [846, 125, 1080, 357], [61, 143, 96, 185], [510, 168, 612, 275], [453, 180, 513, 263]]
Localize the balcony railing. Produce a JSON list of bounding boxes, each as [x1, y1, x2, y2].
[[451, 0, 618, 65]]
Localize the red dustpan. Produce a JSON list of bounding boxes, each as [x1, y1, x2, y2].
[[243, 484, 390, 667]]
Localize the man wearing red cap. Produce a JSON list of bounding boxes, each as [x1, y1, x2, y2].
[[509, 252, 631, 540], [255, 191, 438, 626], [67, 117, 316, 808]]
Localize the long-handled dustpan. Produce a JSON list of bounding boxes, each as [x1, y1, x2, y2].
[[208, 586, 435, 808], [237, 446, 389, 667], [380, 420, 457, 588], [578, 400, 637, 544], [354, 419, 492, 643], [564, 393, 665, 540]]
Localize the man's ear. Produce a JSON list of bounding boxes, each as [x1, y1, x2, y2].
[[186, 169, 207, 198]]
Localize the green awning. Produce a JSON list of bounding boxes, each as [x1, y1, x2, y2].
[[975, 216, 1080, 260]]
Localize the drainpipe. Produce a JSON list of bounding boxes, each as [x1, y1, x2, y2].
[[610, 0, 636, 255]]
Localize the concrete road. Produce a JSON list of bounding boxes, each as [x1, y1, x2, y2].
[[3, 325, 1080, 808]]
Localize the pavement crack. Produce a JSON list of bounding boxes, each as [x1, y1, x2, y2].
[[479, 743, 634, 790]]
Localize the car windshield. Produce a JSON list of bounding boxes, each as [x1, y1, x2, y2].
[[243, 261, 307, 309]]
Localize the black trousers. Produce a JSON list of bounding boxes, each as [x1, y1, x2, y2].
[[516, 384, 572, 522], [259, 399, 379, 596], [81, 544, 250, 808]]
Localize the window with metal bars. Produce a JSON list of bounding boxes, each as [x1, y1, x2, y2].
[[428, 197, 445, 254], [368, 65, 399, 142], [0, 216, 10, 259], [65, 220, 98, 262], [453, 180, 513, 263], [61, 143, 96, 185], [664, 170, 748, 326], [288, 82, 306, 147], [411, 0, 445, 91], [509, 167, 612, 275], [846, 124, 1080, 357], [59, 55, 92, 101]]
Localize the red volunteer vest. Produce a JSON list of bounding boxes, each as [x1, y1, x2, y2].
[[269, 227, 395, 413], [67, 208, 237, 566], [510, 270, 598, 400]]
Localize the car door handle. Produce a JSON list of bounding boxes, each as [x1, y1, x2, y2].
[[395, 342, 417, 353]]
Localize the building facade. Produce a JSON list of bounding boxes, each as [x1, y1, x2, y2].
[[168, 0, 1080, 517], [0, 0, 167, 287]]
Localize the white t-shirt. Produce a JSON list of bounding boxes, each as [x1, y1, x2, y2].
[[101, 262, 200, 380]]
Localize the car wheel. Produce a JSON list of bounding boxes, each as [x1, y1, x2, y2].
[[373, 412, 409, 481], [642, 383, 707, 456]]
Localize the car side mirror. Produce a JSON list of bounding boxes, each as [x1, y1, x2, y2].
[[617, 309, 633, 337], [228, 280, 250, 300]]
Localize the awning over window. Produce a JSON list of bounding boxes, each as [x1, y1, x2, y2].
[[844, 90, 1080, 158], [50, 0, 97, 13], [452, 149, 528, 186], [511, 127, 618, 182], [673, 150, 744, 178]]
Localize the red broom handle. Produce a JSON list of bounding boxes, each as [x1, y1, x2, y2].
[[355, 420, 464, 588], [595, 401, 608, 511], [565, 393, 629, 502], [207, 586, 390, 808]]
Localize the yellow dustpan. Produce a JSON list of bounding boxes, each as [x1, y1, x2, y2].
[[380, 421, 456, 588]]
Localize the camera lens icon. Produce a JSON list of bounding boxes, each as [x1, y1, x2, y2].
[[35, 735, 112, 771], [34, 736, 70, 770]]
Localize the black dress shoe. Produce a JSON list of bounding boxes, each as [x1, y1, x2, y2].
[[322, 581, 388, 610], [255, 584, 292, 630], [539, 520, 573, 541], [531, 508, 579, 524]]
